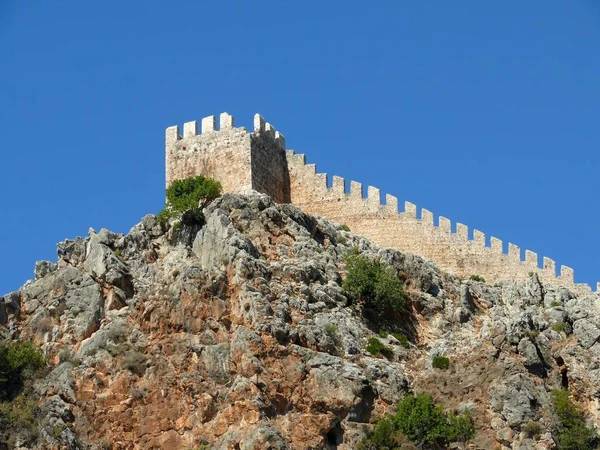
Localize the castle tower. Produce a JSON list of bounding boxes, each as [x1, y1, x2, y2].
[[165, 112, 290, 203]]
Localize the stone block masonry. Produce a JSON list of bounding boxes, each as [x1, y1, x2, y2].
[[166, 113, 289, 203], [166, 112, 597, 294]]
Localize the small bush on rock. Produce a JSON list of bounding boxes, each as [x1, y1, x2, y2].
[[342, 252, 406, 320], [432, 356, 450, 370], [0, 341, 46, 400], [392, 332, 411, 349], [551, 322, 568, 334], [0, 340, 46, 447], [524, 330, 540, 341], [523, 420, 544, 440], [551, 389, 597, 450], [159, 175, 222, 226], [366, 337, 384, 354], [469, 274, 485, 282], [366, 337, 392, 358], [358, 393, 475, 449]]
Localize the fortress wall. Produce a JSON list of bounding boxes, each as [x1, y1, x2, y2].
[[250, 115, 291, 203], [287, 150, 594, 294], [165, 113, 253, 193], [166, 112, 596, 294]]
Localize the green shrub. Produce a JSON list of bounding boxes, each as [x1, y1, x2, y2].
[[551, 389, 597, 450], [550, 301, 561, 308], [324, 323, 338, 335], [523, 420, 544, 440], [524, 330, 540, 341], [469, 274, 485, 282], [160, 175, 222, 225], [157, 208, 171, 227], [357, 417, 399, 449], [342, 253, 406, 320], [0, 394, 39, 444], [392, 332, 410, 349], [341, 224, 351, 232], [114, 249, 126, 262], [366, 337, 386, 355], [167, 175, 222, 212], [0, 341, 46, 447], [551, 322, 568, 333], [447, 408, 476, 443], [0, 341, 46, 400], [432, 356, 450, 370], [359, 393, 475, 449]]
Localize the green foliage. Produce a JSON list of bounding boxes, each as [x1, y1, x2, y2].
[[469, 274, 485, 282], [392, 333, 410, 349], [551, 389, 597, 450], [524, 330, 540, 341], [324, 323, 338, 335], [550, 301, 562, 308], [551, 322, 568, 333], [523, 420, 544, 440], [166, 175, 222, 212], [0, 394, 39, 444], [432, 356, 450, 370], [0, 341, 46, 400], [357, 417, 400, 449], [341, 224, 351, 232], [366, 337, 392, 358], [342, 252, 406, 320], [359, 393, 475, 449], [114, 249, 126, 262], [160, 175, 222, 226], [447, 409, 476, 443], [0, 340, 46, 447], [157, 208, 171, 227]]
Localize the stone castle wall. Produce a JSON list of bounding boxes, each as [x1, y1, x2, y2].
[[166, 113, 252, 193], [250, 115, 290, 203], [166, 113, 289, 203], [166, 112, 598, 294]]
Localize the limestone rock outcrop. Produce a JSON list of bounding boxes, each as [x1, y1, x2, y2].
[[2, 193, 600, 449]]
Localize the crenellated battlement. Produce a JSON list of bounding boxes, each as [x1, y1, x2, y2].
[[166, 112, 289, 203], [285, 148, 597, 294], [166, 112, 597, 294]]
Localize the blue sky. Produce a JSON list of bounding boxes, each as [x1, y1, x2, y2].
[[1, 1, 599, 294]]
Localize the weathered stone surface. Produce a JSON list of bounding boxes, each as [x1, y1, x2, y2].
[[3, 193, 600, 449], [490, 374, 545, 428], [573, 319, 600, 349]]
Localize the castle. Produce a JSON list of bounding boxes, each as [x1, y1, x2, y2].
[[166, 112, 598, 294]]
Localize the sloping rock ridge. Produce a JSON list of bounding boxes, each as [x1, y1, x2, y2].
[[2, 193, 600, 449]]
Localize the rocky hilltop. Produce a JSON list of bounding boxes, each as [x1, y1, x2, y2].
[[2, 194, 600, 449]]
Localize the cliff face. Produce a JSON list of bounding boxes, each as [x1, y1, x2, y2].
[[2, 194, 600, 449]]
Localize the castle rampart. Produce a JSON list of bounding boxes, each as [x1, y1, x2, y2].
[[166, 112, 597, 294]]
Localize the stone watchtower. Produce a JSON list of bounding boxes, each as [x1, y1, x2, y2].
[[165, 113, 290, 203], [166, 111, 598, 294]]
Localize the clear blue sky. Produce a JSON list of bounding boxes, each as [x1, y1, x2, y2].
[[1, 1, 599, 295]]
